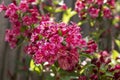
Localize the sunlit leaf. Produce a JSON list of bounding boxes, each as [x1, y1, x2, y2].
[[90, 21, 95, 27], [62, 8, 77, 23], [29, 59, 42, 73], [111, 50, 120, 65], [116, 2, 120, 12], [105, 72, 114, 77], [55, 8, 63, 13], [111, 50, 119, 60], [115, 39, 120, 49], [44, 6, 54, 13], [77, 22, 82, 26]]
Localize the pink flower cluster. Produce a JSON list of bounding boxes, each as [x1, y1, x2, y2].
[[25, 22, 80, 70], [24, 21, 97, 70], [90, 51, 120, 80], [0, 0, 40, 48], [85, 40, 97, 53], [75, 0, 114, 19], [0, 0, 68, 48], [78, 51, 120, 80]]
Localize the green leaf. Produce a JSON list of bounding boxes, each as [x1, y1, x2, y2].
[[55, 8, 63, 13], [111, 50, 119, 65], [77, 19, 88, 26], [115, 39, 120, 49], [100, 64, 107, 72], [80, 53, 93, 59], [101, 72, 113, 80], [90, 21, 95, 27], [111, 50, 119, 60], [77, 21, 83, 26], [29, 59, 42, 73], [112, 18, 119, 25], [58, 29, 62, 36], [105, 72, 113, 77], [62, 8, 77, 23], [80, 63, 95, 74], [44, 6, 54, 13], [116, 2, 120, 12], [53, 0, 63, 5], [20, 26, 28, 32], [38, 34, 43, 40]]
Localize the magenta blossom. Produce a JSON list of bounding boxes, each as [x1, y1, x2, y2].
[[75, 0, 85, 12], [103, 8, 112, 18], [89, 7, 100, 18], [24, 21, 93, 70], [19, 0, 29, 12], [0, 2, 7, 12]]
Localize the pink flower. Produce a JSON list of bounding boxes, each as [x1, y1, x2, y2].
[[12, 0, 17, 5], [27, 0, 36, 3], [75, 0, 85, 12], [30, 34, 40, 42], [22, 16, 32, 25], [89, 7, 100, 18], [49, 34, 63, 44], [85, 40, 97, 53], [90, 74, 98, 80], [114, 64, 120, 70], [60, 4, 68, 11], [9, 13, 19, 23], [86, 0, 94, 3], [0, 2, 7, 12], [33, 51, 44, 64], [41, 42, 56, 56], [5, 29, 18, 48], [24, 44, 38, 55], [107, 0, 115, 8], [41, 14, 50, 22], [79, 76, 87, 80], [25, 22, 87, 68], [114, 71, 120, 80], [23, 21, 96, 70], [19, 0, 29, 12], [103, 8, 112, 18], [5, 3, 18, 17], [58, 49, 79, 71], [96, 0, 104, 5], [12, 21, 21, 28], [100, 51, 109, 57], [78, 11, 87, 20], [66, 34, 82, 48]]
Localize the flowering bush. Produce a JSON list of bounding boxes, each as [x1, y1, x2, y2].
[[0, 0, 120, 80], [75, 0, 114, 19]]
